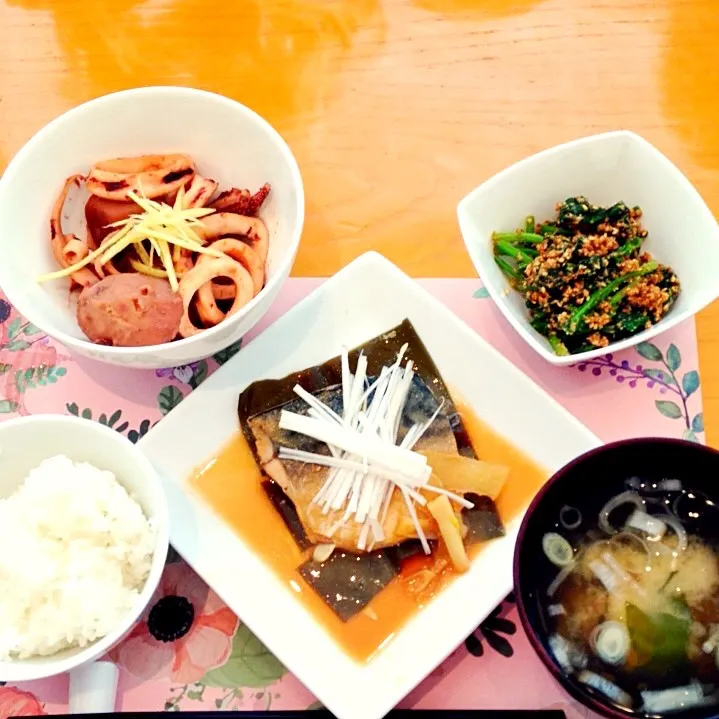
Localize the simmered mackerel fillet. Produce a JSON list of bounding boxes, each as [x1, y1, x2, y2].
[[237, 320, 504, 552], [250, 377, 454, 549]]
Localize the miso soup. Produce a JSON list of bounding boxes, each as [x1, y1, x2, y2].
[[540, 477, 719, 714]]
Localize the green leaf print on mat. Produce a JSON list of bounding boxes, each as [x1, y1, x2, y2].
[[682, 370, 700, 397], [14, 365, 66, 393], [164, 684, 207, 712], [4, 318, 43, 345], [158, 385, 185, 415], [577, 341, 703, 438], [65, 404, 153, 443], [655, 400, 683, 419], [0, 307, 70, 416], [127, 419, 152, 443], [6, 318, 22, 340], [201, 625, 286, 689], [666, 343, 682, 372], [213, 339, 243, 366], [636, 341, 664, 362], [692, 413, 704, 433], [189, 360, 209, 389]]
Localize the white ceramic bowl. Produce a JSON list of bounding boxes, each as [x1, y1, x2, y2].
[[457, 130, 719, 366], [0, 87, 304, 369], [0, 414, 169, 682]]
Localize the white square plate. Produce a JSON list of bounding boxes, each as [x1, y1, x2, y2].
[[139, 252, 600, 719], [457, 130, 719, 366]]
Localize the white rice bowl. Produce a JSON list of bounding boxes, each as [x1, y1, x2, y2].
[[0, 455, 156, 660]]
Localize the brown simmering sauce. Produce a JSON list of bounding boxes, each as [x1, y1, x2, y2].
[[190, 397, 546, 662]]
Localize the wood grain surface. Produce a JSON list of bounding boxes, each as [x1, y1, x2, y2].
[[0, 0, 717, 441]]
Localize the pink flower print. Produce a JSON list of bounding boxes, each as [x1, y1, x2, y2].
[[0, 687, 45, 718], [111, 562, 238, 683]]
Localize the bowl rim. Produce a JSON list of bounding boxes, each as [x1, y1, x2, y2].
[[456, 129, 719, 367], [512, 436, 719, 719], [0, 413, 170, 682], [0, 85, 305, 358]]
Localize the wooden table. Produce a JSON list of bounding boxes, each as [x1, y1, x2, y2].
[[0, 0, 717, 441]]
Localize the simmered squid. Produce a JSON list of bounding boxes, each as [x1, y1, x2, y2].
[[38, 153, 272, 347], [179, 258, 254, 337]]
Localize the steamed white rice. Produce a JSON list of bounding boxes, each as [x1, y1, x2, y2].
[[0, 454, 156, 660]]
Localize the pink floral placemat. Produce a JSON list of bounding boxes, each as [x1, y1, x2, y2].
[[0, 279, 705, 719]]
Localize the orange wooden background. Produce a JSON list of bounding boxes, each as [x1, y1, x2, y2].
[[0, 0, 717, 441]]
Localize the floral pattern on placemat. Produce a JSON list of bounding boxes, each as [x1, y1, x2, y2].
[[112, 562, 239, 685], [0, 687, 45, 718], [113, 554, 289, 713], [0, 300, 70, 418], [576, 341, 703, 441], [464, 594, 517, 659], [0, 279, 705, 717]]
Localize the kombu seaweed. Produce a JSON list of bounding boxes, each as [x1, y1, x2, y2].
[[387, 539, 433, 571], [238, 319, 474, 457], [463, 494, 505, 543], [261, 480, 312, 551], [237, 319, 504, 622], [298, 542, 431, 622], [298, 550, 399, 622]]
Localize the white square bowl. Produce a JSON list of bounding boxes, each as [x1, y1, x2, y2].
[[457, 130, 719, 366], [138, 252, 600, 719]]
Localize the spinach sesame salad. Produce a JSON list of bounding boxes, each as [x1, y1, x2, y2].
[[492, 197, 681, 356]]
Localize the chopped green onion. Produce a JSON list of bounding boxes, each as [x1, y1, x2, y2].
[[591, 621, 630, 666], [542, 532, 574, 567]]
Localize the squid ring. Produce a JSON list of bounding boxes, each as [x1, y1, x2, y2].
[[86, 154, 196, 200], [93, 256, 120, 278], [61, 238, 89, 266], [182, 174, 218, 209], [50, 174, 83, 267], [196, 213, 269, 267], [91, 229, 122, 278], [49, 175, 99, 289], [198, 238, 264, 298], [70, 268, 101, 289], [178, 258, 254, 338], [85, 227, 98, 251], [211, 282, 236, 302]]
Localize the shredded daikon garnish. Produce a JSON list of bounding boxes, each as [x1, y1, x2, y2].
[[278, 347, 471, 552], [37, 185, 222, 291]]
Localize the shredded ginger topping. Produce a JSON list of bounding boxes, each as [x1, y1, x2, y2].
[[278, 344, 472, 554], [37, 185, 220, 291]]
